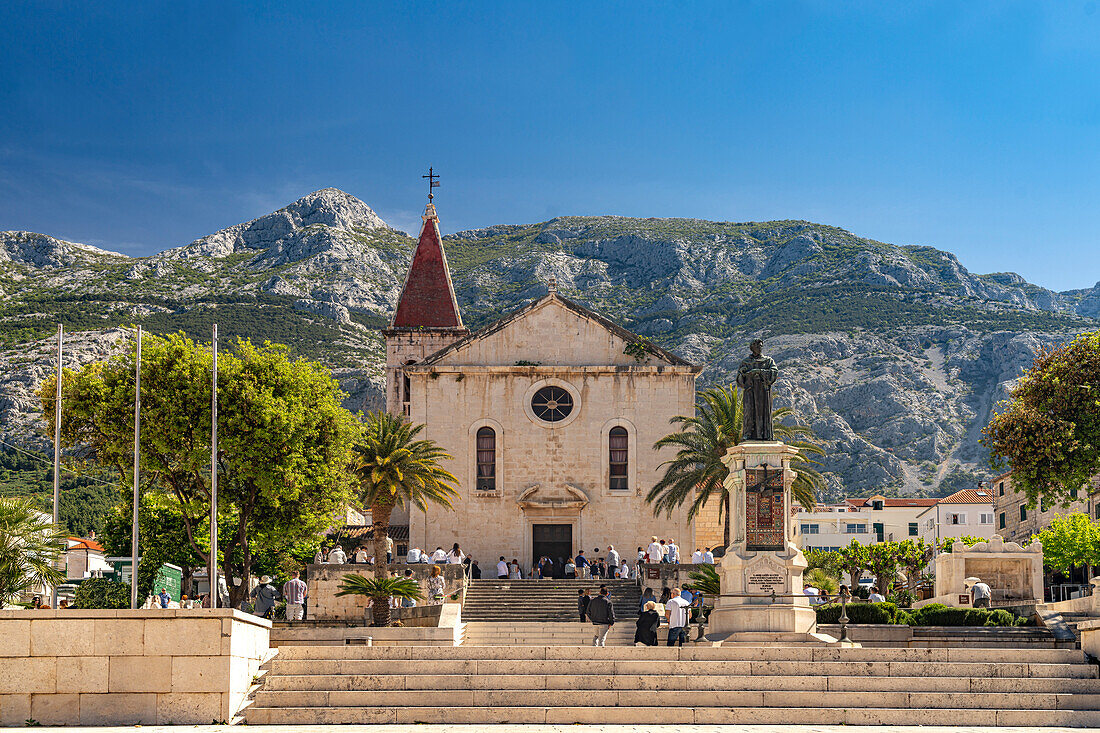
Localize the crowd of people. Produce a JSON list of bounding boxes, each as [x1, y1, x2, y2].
[[577, 582, 705, 647]]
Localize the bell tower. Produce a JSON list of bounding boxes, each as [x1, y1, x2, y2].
[[383, 177, 468, 415]]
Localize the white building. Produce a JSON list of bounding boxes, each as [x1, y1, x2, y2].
[[796, 495, 938, 551], [917, 488, 995, 548]]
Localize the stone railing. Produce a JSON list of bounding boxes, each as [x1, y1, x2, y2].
[[0, 608, 270, 726], [305, 562, 466, 622]]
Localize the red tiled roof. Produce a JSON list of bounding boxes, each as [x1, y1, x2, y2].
[[938, 488, 994, 504], [68, 537, 104, 552], [390, 206, 463, 329], [846, 497, 939, 508]]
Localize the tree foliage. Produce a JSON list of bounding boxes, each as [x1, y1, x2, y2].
[[983, 330, 1100, 506], [0, 497, 66, 605], [41, 331, 361, 607], [684, 563, 720, 596], [1037, 513, 1100, 572], [72, 577, 130, 609], [648, 386, 826, 547], [353, 411, 458, 576], [335, 574, 423, 626], [835, 539, 871, 589]]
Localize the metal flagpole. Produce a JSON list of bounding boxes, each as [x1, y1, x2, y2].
[[130, 326, 142, 610], [209, 324, 218, 608], [51, 324, 62, 609]]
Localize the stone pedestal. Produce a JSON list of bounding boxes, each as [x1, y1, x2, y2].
[[706, 441, 831, 644]]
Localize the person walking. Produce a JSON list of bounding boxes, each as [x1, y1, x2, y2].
[[587, 587, 616, 646], [635, 600, 661, 646], [402, 569, 419, 607], [540, 556, 555, 580], [427, 565, 445, 605], [578, 588, 591, 622], [282, 571, 308, 621], [497, 556, 509, 579], [385, 535, 394, 564], [251, 576, 278, 619], [647, 537, 663, 564], [575, 550, 590, 579], [606, 545, 620, 578], [158, 587, 171, 608], [665, 586, 690, 646]]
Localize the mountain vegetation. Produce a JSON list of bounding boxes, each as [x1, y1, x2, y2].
[[2, 188, 1098, 511]]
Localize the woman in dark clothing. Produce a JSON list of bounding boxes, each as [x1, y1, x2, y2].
[[659, 586, 672, 604], [635, 601, 660, 646]]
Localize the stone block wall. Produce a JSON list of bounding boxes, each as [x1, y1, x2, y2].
[[0, 609, 270, 726], [305, 563, 466, 622]]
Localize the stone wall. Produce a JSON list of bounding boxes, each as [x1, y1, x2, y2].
[[0, 609, 270, 726], [305, 563, 466, 622]]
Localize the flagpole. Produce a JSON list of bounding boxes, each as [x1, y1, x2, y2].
[[209, 324, 218, 608], [130, 326, 141, 610], [51, 324, 62, 609]]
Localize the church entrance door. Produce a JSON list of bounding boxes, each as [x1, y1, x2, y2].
[[532, 523, 572, 579]]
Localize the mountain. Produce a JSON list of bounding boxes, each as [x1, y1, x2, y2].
[[2, 189, 1098, 501]]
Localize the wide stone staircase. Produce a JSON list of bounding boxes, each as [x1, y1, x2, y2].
[[245, 645, 1100, 725], [462, 578, 641, 622], [461, 620, 638, 645]]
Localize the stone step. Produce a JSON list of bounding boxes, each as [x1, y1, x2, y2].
[[252, 687, 1100, 710], [261, 672, 1100, 694], [270, 643, 1087, 664], [264, 657, 1097, 678], [244, 705, 1100, 726]]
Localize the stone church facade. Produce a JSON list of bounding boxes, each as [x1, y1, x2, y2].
[[384, 201, 713, 570]]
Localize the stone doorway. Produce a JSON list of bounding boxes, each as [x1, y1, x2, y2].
[[532, 523, 572, 578]]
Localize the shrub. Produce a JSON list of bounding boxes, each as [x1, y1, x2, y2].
[[815, 601, 899, 625], [72, 578, 130, 609], [887, 589, 915, 608], [907, 603, 1025, 627]]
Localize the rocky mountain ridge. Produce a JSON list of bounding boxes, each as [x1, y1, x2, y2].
[[1, 189, 1096, 498]]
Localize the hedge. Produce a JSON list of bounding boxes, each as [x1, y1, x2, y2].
[[72, 578, 131, 609], [814, 601, 1026, 627]]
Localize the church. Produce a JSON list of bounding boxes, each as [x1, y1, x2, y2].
[[384, 198, 719, 571]]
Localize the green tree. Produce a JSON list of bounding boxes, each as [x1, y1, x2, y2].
[[1037, 513, 1100, 572], [42, 332, 361, 607], [353, 411, 459, 575], [335, 573, 423, 626], [804, 567, 839, 595], [0, 497, 66, 605], [72, 577, 130, 609], [867, 542, 902, 595], [982, 330, 1100, 506], [940, 535, 985, 553], [684, 563, 720, 596], [895, 538, 933, 589], [648, 386, 826, 547], [836, 539, 870, 589]]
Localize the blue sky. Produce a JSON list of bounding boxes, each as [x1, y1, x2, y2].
[[1, 2, 1098, 291]]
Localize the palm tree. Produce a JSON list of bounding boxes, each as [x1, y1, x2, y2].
[[0, 497, 66, 605], [648, 386, 826, 547], [804, 567, 840, 595], [335, 574, 423, 626], [685, 563, 720, 596], [353, 411, 459, 575]]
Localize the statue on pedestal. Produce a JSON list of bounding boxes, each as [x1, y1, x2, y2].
[[736, 338, 778, 441]]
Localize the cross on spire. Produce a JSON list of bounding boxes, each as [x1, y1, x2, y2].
[[422, 166, 440, 201]]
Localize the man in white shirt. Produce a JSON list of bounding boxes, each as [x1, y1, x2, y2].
[[496, 556, 509, 579], [970, 579, 992, 608], [407, 547, 422, 564], [385, 536, 394, 564], [606, 545, 620, 577], [703, 548, 714, 564], [354, 546, 369, 564], [691, 548, 704, 564], [430, 547, 447, 563], [647, 537, 663, 564], [665, 586, 691, 646], [327, 545, 347, 564], [868, 586, 885, 603], [667, 541, 680, 564]]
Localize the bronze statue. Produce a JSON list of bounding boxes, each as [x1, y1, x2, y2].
[[736, 338, 778, 441]]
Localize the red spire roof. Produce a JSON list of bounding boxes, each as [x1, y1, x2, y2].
[[390, 203, 464, 329]]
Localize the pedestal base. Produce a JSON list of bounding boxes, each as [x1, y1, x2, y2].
[[703, 629, 857, 647], [706, 600, 818, 636]]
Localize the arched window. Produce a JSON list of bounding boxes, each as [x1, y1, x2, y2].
[[609, 426, 628, 491], [476, 427, 496, 491], [401, 360, 415, 417]]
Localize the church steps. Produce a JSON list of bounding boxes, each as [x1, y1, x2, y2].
[[261, 672, 1100, 694], [263, 657, 1096, 678], [462, 578, 642, 623], [247, 644, 1100, 725], [271, 643, 1086, 663], [245, 706, 1100, 726]]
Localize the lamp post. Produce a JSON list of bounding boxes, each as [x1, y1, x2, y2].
[[838, 584, 852, 644]]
